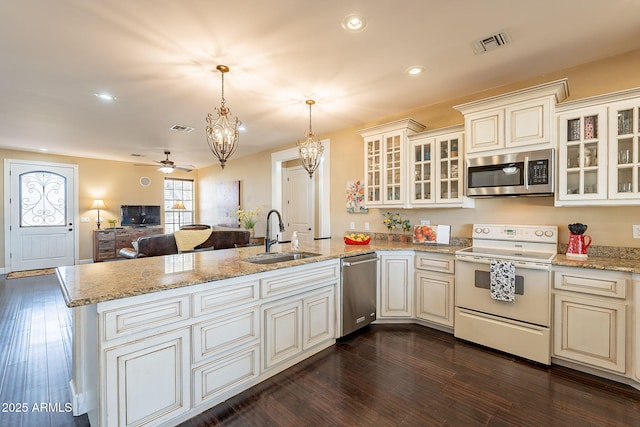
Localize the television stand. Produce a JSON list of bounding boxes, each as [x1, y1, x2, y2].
[[93, 226, 163, 262]]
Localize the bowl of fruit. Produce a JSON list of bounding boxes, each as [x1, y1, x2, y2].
[[344, 233, 371, 245]]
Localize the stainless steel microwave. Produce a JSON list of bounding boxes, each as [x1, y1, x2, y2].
[[466, 148, 554, 197]]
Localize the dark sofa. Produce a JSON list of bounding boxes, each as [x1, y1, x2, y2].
[[119, 229, 250, 258]]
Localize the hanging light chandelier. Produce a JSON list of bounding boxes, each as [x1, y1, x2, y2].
[[298, 99, 324, 178], [205, 65, 240, 169]]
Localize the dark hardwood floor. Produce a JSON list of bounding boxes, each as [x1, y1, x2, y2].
[[1, 274, 639, 427]]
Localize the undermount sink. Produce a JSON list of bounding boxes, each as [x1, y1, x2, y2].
[[243, 252, 321, 264]]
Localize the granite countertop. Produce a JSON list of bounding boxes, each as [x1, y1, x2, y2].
[[552, 254, 640, 274], [56, 237, 640, 308], [57, 238, 465, 308]]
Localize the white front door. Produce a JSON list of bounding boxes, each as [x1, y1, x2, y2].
[[283, 166, 314, 242], [6, 160, 77, 272]]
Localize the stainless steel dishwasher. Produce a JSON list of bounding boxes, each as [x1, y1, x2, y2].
[[340, 252, 378, 336]]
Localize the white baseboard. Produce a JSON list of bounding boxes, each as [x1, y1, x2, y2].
[[69, 379, 87, 416]]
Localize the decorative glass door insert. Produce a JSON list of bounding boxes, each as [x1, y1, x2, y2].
[[19, 171, 66, 227]]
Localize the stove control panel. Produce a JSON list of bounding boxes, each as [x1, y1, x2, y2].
[[471, 224, 557, 244]]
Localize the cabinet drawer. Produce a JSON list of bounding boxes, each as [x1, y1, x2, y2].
[[102, 295, 190, 341], [193, 280, 259, 316], [260, 261, 339, 298], [554, 268, 628, 299], [192, 307, 260, 363], [415, 253, 454, 274], [192, 344, 259, 407]]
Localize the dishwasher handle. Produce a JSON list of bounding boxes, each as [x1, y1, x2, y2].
[[342, 257, 378, 268]]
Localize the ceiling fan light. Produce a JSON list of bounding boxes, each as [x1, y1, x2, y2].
[[158, 166, 174, 174]]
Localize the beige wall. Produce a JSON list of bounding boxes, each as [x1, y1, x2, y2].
[[3, 49, 640, 269], [0, 149, 193, 265], [198, 48, 640, 249]]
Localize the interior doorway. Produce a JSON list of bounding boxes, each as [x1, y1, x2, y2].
[[282, 163, 315, 242], [271, 142, 330, 241]]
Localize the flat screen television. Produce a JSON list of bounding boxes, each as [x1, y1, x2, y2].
[[120, 205, 161, 226]]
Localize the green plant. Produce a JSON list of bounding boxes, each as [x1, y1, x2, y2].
[[382, 212, 400, 231], [232, 206, 261, 229], [107, 219, 117, 228], [382, 212, 411, 233]]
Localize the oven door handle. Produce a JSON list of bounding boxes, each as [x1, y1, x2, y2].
[[524, 156, 529, 190], [455, 256, 550, 271]]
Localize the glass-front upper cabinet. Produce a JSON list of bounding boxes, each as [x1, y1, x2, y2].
[[557, 107, 608, 202], [408, 126, 470, 207], [608, 100, 640, 200], [359, 119, 425, 208]]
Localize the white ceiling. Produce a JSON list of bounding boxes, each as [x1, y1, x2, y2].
[[2, 1, 640, 169]]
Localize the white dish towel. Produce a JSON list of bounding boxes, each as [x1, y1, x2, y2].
[[490, 259, 516, 302]]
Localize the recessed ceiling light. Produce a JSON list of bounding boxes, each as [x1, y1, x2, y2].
[[406, 66, 425, 76], [238, 121, 246, 132], [39, 148, 48, 152], [94, 92, 115, 101], [341, 14, 367, 32]]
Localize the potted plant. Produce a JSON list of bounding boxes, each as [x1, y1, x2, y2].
[[232, 206, 261, 237], [382, 212, 401, 242], [400, 217, 411, 243]]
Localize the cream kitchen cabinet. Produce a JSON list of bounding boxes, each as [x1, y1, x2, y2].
[[553, 267, 629, 374], [454, 79, 568, 155], [414, 252, 455, 328], [378, 251, 414, 318], [608, 99, 640, 200], [103, 328, 191, 427], [262, 285, 336, 371], [557, 107, 609, 203], [77, 260, 340, 427], [556, 88, 640, 206], [408, 126, 473, 208], [358, 118, 425, 208]]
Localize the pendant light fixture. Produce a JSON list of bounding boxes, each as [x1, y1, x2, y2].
[[206, 65, 240, 169], [298, 99, 324, 178]]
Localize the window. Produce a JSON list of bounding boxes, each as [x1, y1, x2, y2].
[[164, 178, 194, 232], [20, 171, 67, 227]]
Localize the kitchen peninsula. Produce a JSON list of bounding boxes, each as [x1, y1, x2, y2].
[[57, 239, 462, 427], [58, 237, 640, 427]]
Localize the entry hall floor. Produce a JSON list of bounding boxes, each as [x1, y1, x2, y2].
[[1, 273, 639, 426]]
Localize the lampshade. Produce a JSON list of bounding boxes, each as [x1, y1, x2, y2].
[[90, 199, 107, 210], [172, 201, 186, 210]]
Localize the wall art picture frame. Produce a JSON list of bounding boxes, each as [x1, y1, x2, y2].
[[346, 180, 368, 213]]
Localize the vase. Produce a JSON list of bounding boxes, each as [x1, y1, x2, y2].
[[400, 235, 409, 243], [248, 228, 255, 238], [387, 234, 394, 243]]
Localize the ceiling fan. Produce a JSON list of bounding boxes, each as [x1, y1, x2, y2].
[[136, 151, 193, 173]]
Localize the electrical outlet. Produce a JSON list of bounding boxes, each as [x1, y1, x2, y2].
[[633, 225, 640, 239], [80, 217, 90, 223], [364, 222, 370, 230], [420, 220, 430, 225], [349, 221, 355, 230]]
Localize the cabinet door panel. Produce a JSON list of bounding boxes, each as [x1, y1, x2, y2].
[[303, 288, 335, 349], [104, 328, 190, 427], [415, 271, 454, 327], [192, 345, 259, 407], [553, 294, 626, 373], [505, 98, 550, 147], [379, 255, 413, 317], [193, 307, 259, 363], [262, 299, 303, 370], [466, 110, 503, 153]]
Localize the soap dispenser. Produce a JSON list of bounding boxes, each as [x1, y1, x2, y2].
[[290, 231, 299, 251]]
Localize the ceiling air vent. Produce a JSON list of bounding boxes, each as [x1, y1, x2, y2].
[[170, 124, 194, 133], [471, 30, 511, 55]]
